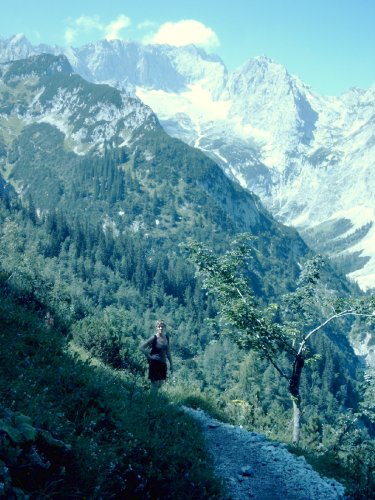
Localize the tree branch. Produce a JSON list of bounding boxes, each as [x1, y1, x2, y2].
[[297, 309, 368, 355], [262, 349, 289, 380]]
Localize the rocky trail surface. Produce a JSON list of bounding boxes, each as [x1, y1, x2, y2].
[[183, 407, 345, 500]]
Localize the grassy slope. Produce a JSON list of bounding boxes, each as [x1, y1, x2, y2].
[[0, 279, 224, 499]]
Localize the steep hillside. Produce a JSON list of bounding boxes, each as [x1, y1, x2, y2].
[[0, 273, 223, 498], [0, 185, 373, 498]]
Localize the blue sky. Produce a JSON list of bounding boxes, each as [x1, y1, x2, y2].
[[1, 0, 374, 95]]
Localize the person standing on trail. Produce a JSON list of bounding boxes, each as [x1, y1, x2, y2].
[[45, 311, 54, 328], [140, 319, 173, 393]]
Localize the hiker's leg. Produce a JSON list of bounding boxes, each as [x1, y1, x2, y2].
[[151, 380, 163, 394]]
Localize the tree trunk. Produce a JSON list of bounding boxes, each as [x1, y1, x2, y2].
[[289, 354, 305, 445], [292, 398, 301, 444]]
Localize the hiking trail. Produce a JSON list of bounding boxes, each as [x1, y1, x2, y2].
[[183, 407, 345, 500]]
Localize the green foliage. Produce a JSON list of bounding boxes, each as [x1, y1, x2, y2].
[[72, 306, 146, 372], [0, 278, 224, 498], [291, 410, 375, 499], [0, 414, 37, 444], [0, 181, 372, 491], [186, 234, 375, 451], [9, 122, 78, 209], [185, 235, 288, 357], [167, 388, 232, 424], [0, 410, 73, 497]]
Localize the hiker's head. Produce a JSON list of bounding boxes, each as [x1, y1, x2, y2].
[[156, 319, 166, 333]]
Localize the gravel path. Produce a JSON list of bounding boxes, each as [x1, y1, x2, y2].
[[183, 407, 345, 500]]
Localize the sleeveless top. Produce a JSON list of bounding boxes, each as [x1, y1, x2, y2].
[[150, 334, 169, 363]]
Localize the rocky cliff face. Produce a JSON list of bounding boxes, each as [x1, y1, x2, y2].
[[138, 55, 375, 292]]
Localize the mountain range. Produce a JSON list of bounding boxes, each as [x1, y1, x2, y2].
[[2, 34, 372, 291], [0, 50, 310, 294], [0, 34, 374, 370]]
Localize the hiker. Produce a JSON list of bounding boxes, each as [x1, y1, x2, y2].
[[45, 311, 54, 328], [140, 319, 173, 393]]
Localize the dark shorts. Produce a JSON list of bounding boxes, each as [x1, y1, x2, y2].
[[148, 359, 167, 382]]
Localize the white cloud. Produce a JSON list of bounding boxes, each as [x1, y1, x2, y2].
[[64, 27, 76, 45], [145, 19, 220, 50], [75, 15, 103, 31], [137, 20, 156, 30], [64, 15, 103, 44], [63, 15, 219, 50], [104, 15, 131, 41], [64, 14, 131, 45]]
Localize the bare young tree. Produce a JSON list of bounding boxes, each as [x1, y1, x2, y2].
[[186, 234, 375, 444]]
